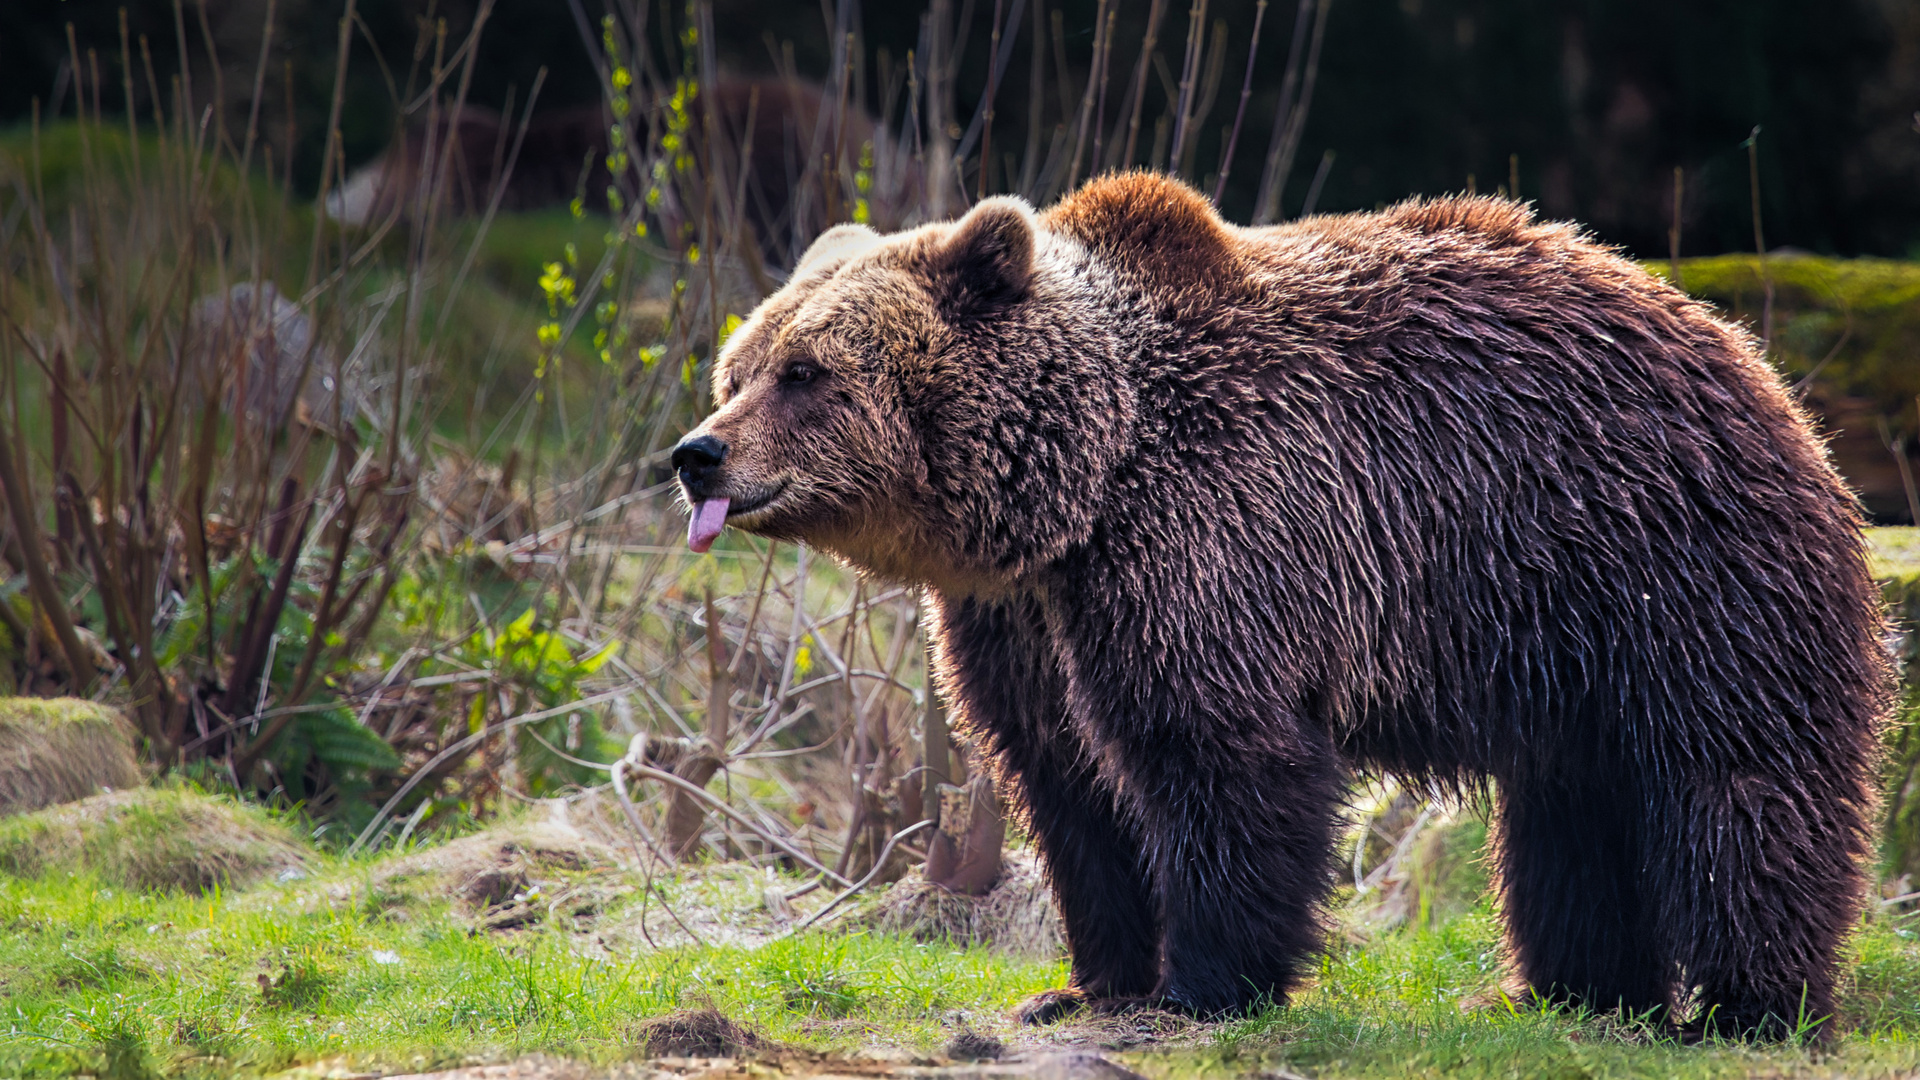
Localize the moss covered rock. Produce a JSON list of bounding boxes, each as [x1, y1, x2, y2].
[[0, 786, 308, 893], [0, 698, 141, 816], [1658, 256, 1920, 522]]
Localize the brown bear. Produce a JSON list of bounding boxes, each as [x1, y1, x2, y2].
[[671, 172, 1890, 1039]]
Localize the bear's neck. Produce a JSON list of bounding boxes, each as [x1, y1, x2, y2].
[[899, 231, 1151, 593]]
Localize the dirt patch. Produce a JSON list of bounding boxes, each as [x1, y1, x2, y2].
[[355, 1050, 1147, 1080], [869, 849, 1063, 959], [303, 1056, 661, 1080], [1037, 1009, 1204, 1054], [353, 799, 830, 947], [0, 698, 141, 816], [944, 1032, 1006, 1061], [0, 786, 306, 892]]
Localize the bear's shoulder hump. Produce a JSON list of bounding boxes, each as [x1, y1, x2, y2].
[[1045, 172, 1237, 287]]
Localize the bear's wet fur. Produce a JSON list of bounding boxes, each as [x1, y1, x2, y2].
[[675, 173, 1891, 1040]]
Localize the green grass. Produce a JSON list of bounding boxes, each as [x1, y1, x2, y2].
[[1, 828, 1917, 1078], [0, 820, 1065, 1078], [1137, 911, 1920, 1079]]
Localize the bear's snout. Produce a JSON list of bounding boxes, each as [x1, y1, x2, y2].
[[672, 433, 729, 499]]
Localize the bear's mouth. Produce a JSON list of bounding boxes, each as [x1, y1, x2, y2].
[[725, 479, 789, 519], [686, 479, 790, 553]]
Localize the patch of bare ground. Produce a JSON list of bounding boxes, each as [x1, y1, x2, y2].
[[404, 797, 1057, 957], [343, 798, 833, 948], [1020, 1010, 1206, 1055], [276, 1005, 1172, 1080], [355, 800, 629, 931], [344, 1048, 1148, 1080], [352, 794, 1074, 959]]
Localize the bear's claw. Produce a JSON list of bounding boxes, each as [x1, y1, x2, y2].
[[1016, 989, 1088, 1025], [1016, 989, 1163, 1024]]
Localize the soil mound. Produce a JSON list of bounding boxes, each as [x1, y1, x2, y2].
[[0, 698, 141, 816], [870, 848, 1063, 959], [367, 803, 625, 930], [0, 786, 306, 892], [633, 1009, 765, 1058], [945, 1031, 1007, 1061]]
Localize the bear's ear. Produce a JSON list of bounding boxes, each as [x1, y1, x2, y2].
[[794, 223, 879, 275], [935, 197, 1036, 318]]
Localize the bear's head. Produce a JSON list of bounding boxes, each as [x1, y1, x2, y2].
[[672, 195, 1139, 592]]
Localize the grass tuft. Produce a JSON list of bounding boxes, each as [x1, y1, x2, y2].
[[0, 786, 306, 894], [0, 699, 142, 817]]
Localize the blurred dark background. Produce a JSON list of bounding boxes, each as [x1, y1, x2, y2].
[[3, 0, 1915, 257]]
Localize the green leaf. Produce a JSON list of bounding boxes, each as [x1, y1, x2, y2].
[[577, 640, 620, 675]]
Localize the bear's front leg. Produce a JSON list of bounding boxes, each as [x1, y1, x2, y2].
[[927, 594, 1162, 1022], [1122, 725, 1342, 1016], [1050, 591, 1344, 1017]]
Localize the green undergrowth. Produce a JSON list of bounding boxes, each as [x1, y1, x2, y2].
[[1871, 528, 1920, 883], [1, 809, 1918, 1079], [0, 121, 633, 461], [1656, 255, 1920, 412]]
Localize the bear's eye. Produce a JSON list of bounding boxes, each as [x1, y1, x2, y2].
[[783, 360, 820, 385]]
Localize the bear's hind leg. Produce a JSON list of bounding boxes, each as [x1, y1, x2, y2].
[[1496, 777, 1672, 1022], [1646, 770, 1870, 1041]]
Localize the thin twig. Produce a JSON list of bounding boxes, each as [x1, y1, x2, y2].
[[1214, 0, 1269, 205], [1253, 0, 1329, 224], [797, 819, 933, 929], [620, 758, 854, 886], [1745, 125, 1774, 353], [349, 686, 637, 854], [1169, 0, 1209, 171], [1118, 0, 1172, 170], [977, 0, 1006, 199], [1066, 0, 1111, 191]]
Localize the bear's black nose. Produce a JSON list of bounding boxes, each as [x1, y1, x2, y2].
[[672, 434, 729, 496]]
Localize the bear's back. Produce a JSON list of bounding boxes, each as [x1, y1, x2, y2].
[[1041, 175, 1874, 777]]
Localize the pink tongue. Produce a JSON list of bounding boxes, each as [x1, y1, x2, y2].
[[687, 498, 731, 553]]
